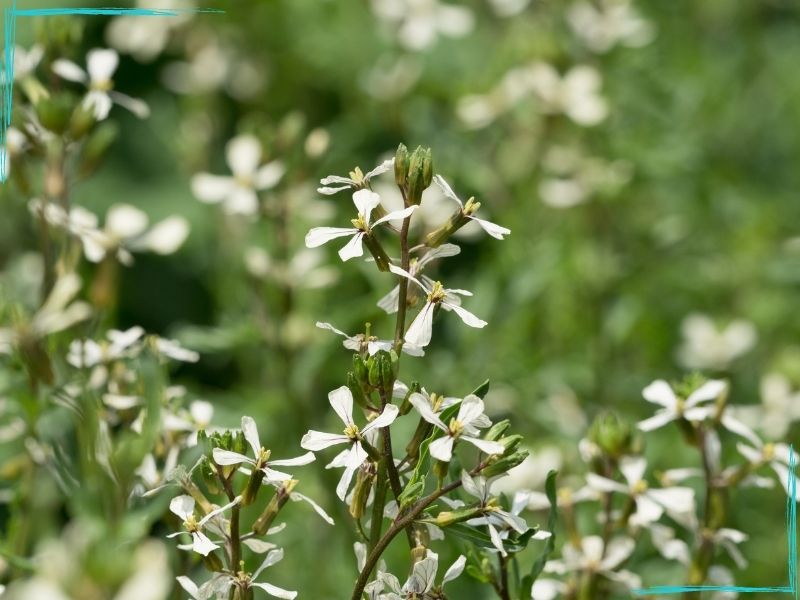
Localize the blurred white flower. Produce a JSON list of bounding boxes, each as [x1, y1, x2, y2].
[[10, 44, 44, 80], [67, 326, 145, 367], [544, 536, 641, 591], [161, 38, 228, 94], [167, 494, 240, 556], [52, 48, 149, 120], [731, 373, 800, 439], [371, 0, 474, 51], [301, 386, 399, 499], [191, 134, 285, 216], [245, 247, 339, 290], [737, 440, 799, 499], [361, 55, 422, 101], [212, 415, 315, 483], [106, 0, 195, 62], [567, 0, 654, 54], [410, 393, 502, 462], [377, 550, 465, 599], [677, 313, 757, 371], [586, 456, 696, 528], [389, 263, 486, 348], [305, 189, 416, 261], [488, 0, 532, 18], [637, 378, 726, 432]]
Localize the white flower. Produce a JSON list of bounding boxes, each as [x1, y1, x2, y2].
[[528, 63, 609, 126], [67, 326, 145, 367], [105, 0, 194, 63], [586, 456, 696, 528], [212, 416, 315, 483], [409, 393, 502, 462], [167, 494, 239, 556], [377, 243, 460, 314], [637, 379, 727, 432], [154, 337, 199, 363], [531, 578, 568, 600], [191, 134, 285, 215], [567, 0, 654, 53], [544, 536, 641, 590], [52, 48, 149, 120], [388, 263, 486, 348], [677, 313, 757, 371], [317, 159, 394, 195], [11, 44, 44, 80], [378, 550, 465, 599], [301, 386, 399, 499], [305, 189, 416, 261], [315, 321, 423, 357], [370, 0, 474, 51], [462, 472, 551, 556], [730, 373, 800, 440], [737, 440, 799, 499], [433, 175, 511, 240]]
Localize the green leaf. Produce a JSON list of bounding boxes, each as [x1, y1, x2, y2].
[[471, 379, 490, 399], [520, 470, 558, 599]]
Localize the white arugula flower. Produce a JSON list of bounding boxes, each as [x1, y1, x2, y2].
[[377, 243, 460, 314], [544, 536, 641, 591], [378, 550, 465, 599], [389, 263, 486, 348], [637, 379, 726, 432], [191, 134, 285, 215], [212, 416, 315, 483], [52, 48, 149, 120], [301, 386, 398, 499], [317, 159, 393, 195], [305, 189, 416, 261], [167, 494, 240, 556], [315, 321, 423, 357], [409, 393, 502, 462], [737, 440, 799, 499], [586, 456, 696, 528], [433, 175, 510, 240]]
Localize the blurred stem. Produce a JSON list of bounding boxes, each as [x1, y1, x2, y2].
[[497, 554, 511, 600], [393, 186, 412, 350]]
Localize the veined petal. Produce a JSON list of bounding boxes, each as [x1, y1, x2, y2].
[[268, 451, 316, 467], [463, 436, 507, 455], [328, 385, 354, 426], [191, 173, 236, 203], [364, 158, 393, 180], [442, 555, 466, 584], [338, 232, 365, 261], [253, 548, 284, 578], [300, 430, 349, 451], [405, 301, 435, 347], [377, 284, 401, 314], [212, 448, 254, 467], [417, 243, 461, 269], [241, 415, 262, 457], [290, 492, 335, 525], [250, 581, 297, 599], [409, 393, 447, 431], [488, 523, 507, 556], [362, 403, 399, 434], [169, 495, 195, 520], [432, 174, 464, 208], [304, 227, 358, 248], [316, 321, 349, 338], [372, 204, 417, 227], [352, 189, 381, 222], [457, 395, 486, 426], [388, 263, 428, 292], [469, 216, 510, 240], [191, 531, 219, 556], [429, 436, 454, 462], [175, 576, 201, 600], [262, 467, 293, 482], [448, 303, 487, 329]]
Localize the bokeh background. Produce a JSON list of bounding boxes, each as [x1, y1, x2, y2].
[[2, 0, 800, 597]]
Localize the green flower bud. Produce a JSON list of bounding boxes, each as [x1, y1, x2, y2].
[[485, 419, 511, 441], [421, 147, 433, 188], [428, 505, 483, 528], [406, 146, 430, 205], [242, 467, 265, 506], [380, 353, 394, 395], [395, 143, 409, 187], [353, 353, 369, 383], [587, 411, 637, 460], [36, 92, 77, 135], [482, 449, 530, 478], [347, 372, 369, 408], [368, 355, 381, 388], [498, 434, 523, 455]]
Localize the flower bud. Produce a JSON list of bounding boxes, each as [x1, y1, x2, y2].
[[421, 147, 433, 188], [406, 146, 432, 205], [380, 353, 395, 396], [353, 353, 369, 383], [498, 434, 523, 455], [347, 372, 369, 408], [484, 419, 511, 441], [394, 143, 409, 187], [242, 468, 265, 506], [368, 355, 382, 388], [482, 449, 529, 478], [587, 411, 638, 460], [429, 505, 483, 528], [349, 462, 376, 519], [36, 92, 77, 135]]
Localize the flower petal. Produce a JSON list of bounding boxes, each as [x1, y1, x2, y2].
[[429, 436, 454, 462], [254, 161, 286, 190], [409, 392, 447, 431], [362, 403, 399, 434], [328, 386, 354, 426], [469, 216, 510, 240], [305, 227, 358, 248], [226, 134, 262, 177], [191, 173, 235, 203], [212, 448, 253, 466], [448, 303, 487, 329], [432, 174, 464, 208], [300, 430, 349, 451], [87, 48, 119, 82], [52, 58, 88, 83], [338, 232, 365, 261], [405, 301, 435, 347]]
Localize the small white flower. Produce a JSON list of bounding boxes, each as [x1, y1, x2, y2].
[[317, 159, 394, 195], [544, 536, 641, 591], [433, 175, 510, 240], [106, 0, 194, 63], [389, 263, 486, 348], [410, 393, 502, 462], [377, 243, 460, 314], [301, 386, 399, 499], [370, 0, 474, 51], [730, 372, 800, 440], [637, 379, 726, 432], [528, 63, 609, 126], [378, 550, 465, 599], [52, 48, 149, 120], [315, 321, 423, 357], [737, 440, 799, 499], [67, 326, 145, 367], [586, 456, 696, 528], [677, 313, 757, 371], [154, 337, 199, 363], [212, 416, 315, 483], [11, 44, 44, 80], [167, 494, 239, 556], [191, 134, 285, 215], [567, 0, 654, 54], [305, 189, 416, 261]]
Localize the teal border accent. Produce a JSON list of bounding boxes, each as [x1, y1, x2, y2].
[[634, 446, 797, 597], [1, 1, 223, 181]]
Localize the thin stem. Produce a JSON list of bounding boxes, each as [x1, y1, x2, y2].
[[393, 187, 412, 349], [497, 554, 511, 600]]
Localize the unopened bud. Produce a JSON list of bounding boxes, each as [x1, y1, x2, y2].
[[395, 143, 409, 187], [347, 372, 369, 408], [587, 411, 637, 460], [482, 450, 530, 478], [498, 434, 523, 455], [485, 419, 511, 441], [428, 505, 483, 528]]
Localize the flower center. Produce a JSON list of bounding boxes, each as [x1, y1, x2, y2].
[[349, 167, 366, 185], [344, 423, 361, 440], [92, 78, 114, 92], [427, 281, 447, 304], [351, 215, 369, 232], [183, 515, 200, 533], [463, 197, 481, 216], [256, 447, 271, 467], [448, 417, 464, 438], [632, 480, 648, 495], [764, 443, 775, 461]]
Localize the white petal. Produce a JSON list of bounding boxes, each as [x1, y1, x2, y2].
[[619, 456, 647, 487], [226, 134, 261, 177], [250, 582, 297, 599], [648, 487, 695, 515], [460, 470, 483, 499], [377, 284, 401, 314], [642, 380, 678, 409], [315, 321, 349, 338], [140, 217, 189, 254], [409, 393, 447, 431], [457, 395, 486, 426], [372, 205, 417, 227], [84, 90, 113, 121], [212, 448, 253, 466], [469, 216, 510, 240], [637, 410, 676, 432], [429, 436, 454, 462], [336, 463, 358, 501], [631, 494, 663, 525], [601, 537, 635, 570], [191, 531, 219, 556], [300, 430, 349, 451], [362, 403, 399, 434], [352, 189, 381, 222], [52, 58, 88, 83], [328, 386, 354, 426], [252, 548, 284, 578], [442, 555, 466, 584], [305, 227, 358, 248], [586, 473, 629, 494], [364, 158, 393, 180], [686, 379, 727, 407], [241, 415, 262, 457], [290, 492, 335, 525], [108, 91, 150, 118], [448, 303, 487, 329], [105, 204, 148, 239], [736, 442, 764, 465], [254, 161, 286, 190], [388, 263, 428, 292], [175, 576, 200, 600], [269, 452, 316, 468], [169, 495, 194, 520], [720, 414, 762, 447], [488, 523, 507, 556], [87, 48, 119, 82], [405, 301, 435, 347], [432, 174, 463, 208], [224, 186, 259, 215], [338, 232, 365, 262], [191, 173, 235, 203], [459, 435, 506, 454]]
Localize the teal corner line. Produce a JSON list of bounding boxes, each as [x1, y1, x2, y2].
[[634, 445, 797, 597], [0, 1, 224, 182]]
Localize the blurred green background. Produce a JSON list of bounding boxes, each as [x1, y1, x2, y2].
[[2, 0, 800, 597]]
